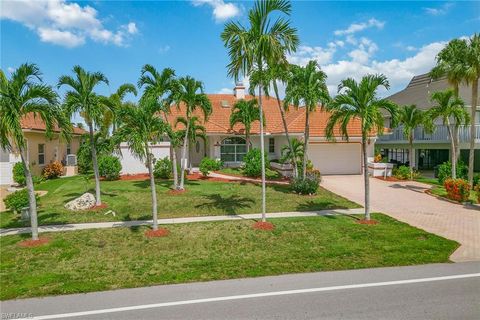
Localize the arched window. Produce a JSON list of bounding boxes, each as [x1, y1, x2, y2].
[[220, 137, 248, 163]]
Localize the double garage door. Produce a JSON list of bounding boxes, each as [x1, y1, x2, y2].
[[307, 143, 361, 175]]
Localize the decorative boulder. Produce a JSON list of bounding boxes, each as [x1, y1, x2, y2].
[[64, 193, 96, 211]]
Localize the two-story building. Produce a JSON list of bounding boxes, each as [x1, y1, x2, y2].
[[377, 73, 480, 171]]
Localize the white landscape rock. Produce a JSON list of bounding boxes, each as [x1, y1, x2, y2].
[[64, 193, 96, 211]]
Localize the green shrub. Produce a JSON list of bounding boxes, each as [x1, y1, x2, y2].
[[12, 162, 26, 186], [473, 174, 480, 188], [98, 155, 122, 181], [199, 157, 222, 176], [243, 148, 269, 177], [77, 139, 93, 174], [290, 172, 320, 195], [3, 189, 39, 213], [393, 165, 419, 180], [474, 184, 480, 203], [154, 157, 173, 179], [437, 161, 468, 185]]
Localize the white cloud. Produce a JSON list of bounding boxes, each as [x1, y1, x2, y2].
[[287, 45, 336, 66], [158, 45, 171, 54], [334, 18, 385, 36], [217, 87, 232, 94], [7, 67, 15, 73], [424, 2, 454, 16], [0, 0, 138, 48], [192, 0, 240, 22]]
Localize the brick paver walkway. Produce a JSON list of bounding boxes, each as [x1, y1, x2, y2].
[[321, 175, 480, 262]]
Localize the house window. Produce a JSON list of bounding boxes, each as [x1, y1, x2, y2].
[[220, 137, 248, 162], [38, 144, 45, 165], [66, 143, 71, 155], [269, 138, 275, 153]]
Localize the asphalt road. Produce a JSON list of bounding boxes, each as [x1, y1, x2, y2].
[[2, 262, 479, 320]]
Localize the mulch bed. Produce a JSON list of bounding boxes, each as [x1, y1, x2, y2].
[[252, 221, 275, 230], [118, 174, 150, 181], [18, 237, 51, 247], [145, 228, 170, 238], [88, 203, 108, 211], [167, 189, 187, 195], [356, 219, 379, 225]]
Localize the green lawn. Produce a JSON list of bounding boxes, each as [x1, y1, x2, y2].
[[0, 176, 358, 228], [0, 213, 458, 300]]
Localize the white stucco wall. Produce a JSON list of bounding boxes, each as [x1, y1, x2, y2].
[[117, 142, 171, 174]]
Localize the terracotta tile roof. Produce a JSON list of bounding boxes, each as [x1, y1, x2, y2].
[[168, 94, 367, 137], [20, 113, 86, 135]]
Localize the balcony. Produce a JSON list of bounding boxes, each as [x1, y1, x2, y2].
[[377, 125, 480, 143]]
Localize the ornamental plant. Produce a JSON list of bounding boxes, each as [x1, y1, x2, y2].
[[474, 184, 480, 204], [393, 165, 420, 180], [12, 162, 26, 186], [199, 157, 222, 176], [243, 148, 269, 178], [154, 157, 173, 179], [98, 155, 122, 181], [437, 161, 468, 185], [4, 189, 39, 213], [42, 161, 64, 179], [444, 178, 471, 203]]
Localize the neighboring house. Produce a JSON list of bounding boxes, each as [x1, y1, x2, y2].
[[166, 84, 375, 175], [0, 113, 85, 185], [377, 73, 480, 171]]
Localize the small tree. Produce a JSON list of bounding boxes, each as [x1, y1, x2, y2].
[[326, 74, 398, 221], [229, 99, 261, 151], [115, 98, 167, 232], [175, 116, 207, 172], [1, 64, 72, 240], [428, 89, 469, 179]]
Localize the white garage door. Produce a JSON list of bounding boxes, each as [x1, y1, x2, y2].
[[307, 143, 361, 175]]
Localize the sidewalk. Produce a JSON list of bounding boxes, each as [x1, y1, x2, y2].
[[0, 208, 364, 236]]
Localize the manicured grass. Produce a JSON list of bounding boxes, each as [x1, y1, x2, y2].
[[0, 213, 458, 300], [429, 185, 478, 204], [218, 167, 282, 180], [0, 176, 357, 228], [415, 176, 441, 186]]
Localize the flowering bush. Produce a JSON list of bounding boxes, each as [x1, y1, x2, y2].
[[474, 184, 480, 204], [42, 161, 64, 179], [444, 178, 471, 203], [374, 154, 382, 163]]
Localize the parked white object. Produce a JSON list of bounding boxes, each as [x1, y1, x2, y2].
[[368, 162, 394, 178]]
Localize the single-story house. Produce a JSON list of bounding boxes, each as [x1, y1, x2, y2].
[[165, 84, 375, 175], [377, 73, 480, 171], [0, 113, 85, 185]]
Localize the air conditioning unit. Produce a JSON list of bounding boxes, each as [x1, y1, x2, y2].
[[66, 154, 77, 166]]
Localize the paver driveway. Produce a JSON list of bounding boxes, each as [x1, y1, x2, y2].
[[321, 175, 480, 262]]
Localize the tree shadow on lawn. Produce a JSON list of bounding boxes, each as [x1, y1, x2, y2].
[[295, 200, 351, 212], [195, 194, 255, 215], [388, 183, 428, 194], [132, 180, 200, 190]]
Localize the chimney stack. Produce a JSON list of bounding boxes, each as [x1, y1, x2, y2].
[[233, 82, 245, 100]]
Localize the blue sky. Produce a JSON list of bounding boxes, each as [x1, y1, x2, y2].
[[1, 0, 479, 103]]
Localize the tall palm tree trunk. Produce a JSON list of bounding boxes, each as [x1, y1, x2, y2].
[[258, 84, 267, 222], [362, 134, 371, 221], [89, 123, 101, 205], [273, 82, 297, 178], [302, 109, 310, 179], [146, 149, 158, 231], [409, 133, 414, 180], [245, 130, 250, 152], [446, 120, 457, 179], [171, 146, 179, 188], [20, 151, 39, 240], [179, 120, 190, 190], [188, 142, 192, 172], [469, 79, 478, 186]]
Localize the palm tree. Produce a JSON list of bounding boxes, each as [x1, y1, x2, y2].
[[58, 65, 110, 206], [229, 99, 261, 151], [430, 39, 469, 165], [249, 63, 298, 176], [281, 138, 304, 168], [465, 34, 480, 185], [104, 83, 137, 134], [0, 64, 72, 240], [175, 116, 207, 171], [429, 89, 469, 179], [138, 65, 179, 187], [326, 74, 398, 221], [115, 98, 167, 232], [398, 105, 431, 180], [284, 60, 330, 178], [173, 76, 212, 190], [221, 0, 298, 221]]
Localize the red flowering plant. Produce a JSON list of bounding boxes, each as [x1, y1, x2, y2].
[[444, 178, 471, 203]]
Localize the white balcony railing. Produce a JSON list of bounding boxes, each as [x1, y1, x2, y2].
[[378, 125, 480, 142]]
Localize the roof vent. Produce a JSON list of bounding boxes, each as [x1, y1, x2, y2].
[[221, 100, 230, 108]]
